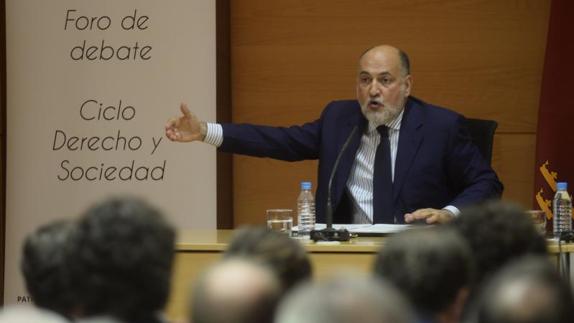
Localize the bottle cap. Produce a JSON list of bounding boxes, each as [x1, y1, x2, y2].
[[557, 182, 568, 190], [301, 181, 312, 190]]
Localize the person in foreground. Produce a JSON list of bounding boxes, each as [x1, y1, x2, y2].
[[471, 256, 574, 323], [67, 197, 176, 323], [223, 226, 312, 293], [0, 306, 69, 323], [373, 227, 473, 323], [449, 201, 548, 297], [166, 44, 502, 224], [275, 273, 413, 323], [21, 219, 77, 318], [191, 258, 282, 323]]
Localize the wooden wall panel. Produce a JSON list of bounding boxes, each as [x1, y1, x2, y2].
[[230, 0, 551, 226], [492, 134, 537, 205]]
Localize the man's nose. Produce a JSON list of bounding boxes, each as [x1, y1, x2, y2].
[[368, 80, 381, 97]]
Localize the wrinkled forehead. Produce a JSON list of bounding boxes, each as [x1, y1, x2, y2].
[[358, 48, 402, 76]]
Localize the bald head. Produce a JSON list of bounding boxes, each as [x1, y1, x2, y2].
[[276, 274, 414, 323], [360, 45, 410, 76], [201, 259, 279, 302], [191, 259, 281, 323], [475, 256, 574, 323]]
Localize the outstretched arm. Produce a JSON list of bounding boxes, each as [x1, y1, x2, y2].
[[165, 103, 207, 142]]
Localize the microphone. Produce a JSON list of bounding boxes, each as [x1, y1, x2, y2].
[[310, 125, 358, 242]]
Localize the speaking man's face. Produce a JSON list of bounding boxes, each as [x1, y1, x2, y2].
[[356, 47, 411, 125]]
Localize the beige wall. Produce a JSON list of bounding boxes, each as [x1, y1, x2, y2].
[[230, 0, 551, 225]]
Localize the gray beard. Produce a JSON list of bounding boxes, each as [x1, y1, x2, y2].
[[361, 104, 402, 126]]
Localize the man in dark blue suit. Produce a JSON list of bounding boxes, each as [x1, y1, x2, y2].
[[166, 45, 503, 224]]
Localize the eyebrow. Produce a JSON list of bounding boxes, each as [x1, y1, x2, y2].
[[358, 71, 393, 77]]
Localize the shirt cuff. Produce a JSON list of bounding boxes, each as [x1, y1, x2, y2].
[[204, 123, 223, 147], [443, 205, 461, 217]]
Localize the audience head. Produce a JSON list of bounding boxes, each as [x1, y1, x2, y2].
[[68, 196, 176, 323], [275, 273, 414, 323], [75, 316, 123, 323], [21, 219, 77, 316], [224, 226, 312, 292], [191, 258, 282, 323], [0, 306, 69, 323], [373, 227, 472, 323], [450, 201, 547, 289], [473, 256, 574, 323]]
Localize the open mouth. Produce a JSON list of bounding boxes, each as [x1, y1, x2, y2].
[[368, 100, 383, 110]]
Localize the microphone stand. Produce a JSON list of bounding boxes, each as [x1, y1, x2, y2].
[[310, 126, 358, 242]]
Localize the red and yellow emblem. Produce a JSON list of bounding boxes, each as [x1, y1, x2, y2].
[[536, 160, 573, 220]]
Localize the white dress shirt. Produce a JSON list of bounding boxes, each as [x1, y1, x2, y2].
[[347, 112, 403, 224]]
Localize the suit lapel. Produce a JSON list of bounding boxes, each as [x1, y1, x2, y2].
[[393, 98, 424, 203]]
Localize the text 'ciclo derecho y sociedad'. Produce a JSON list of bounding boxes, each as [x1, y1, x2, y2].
[[53, 99, 165, 182]]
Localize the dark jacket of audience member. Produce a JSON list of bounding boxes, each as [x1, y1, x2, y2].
[[68, 197, 175, 323], [473, 256, 574, 323], [373, 227, 473, 323], [224, 226, 312, 292], [21, 219, 77, 317]]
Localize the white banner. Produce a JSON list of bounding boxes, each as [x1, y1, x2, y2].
[[5, 0, 217, 303]]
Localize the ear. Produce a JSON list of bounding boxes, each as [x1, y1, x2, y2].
[[449, 287, 470, 323], [403, 75, 412, 97], [435, 287, 469, 323]]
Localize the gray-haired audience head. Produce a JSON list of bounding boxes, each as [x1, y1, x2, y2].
[[450, 201, 547, 291], [373, 227, 473, 323], [473, 256, 574, 323], [68, 196, 176, 323], [275, 274, 414, 323], [21, 219, 77, 317], [224, 226, 312, 292], [0, 306, 69, 323], [191, 258, 282, 323]]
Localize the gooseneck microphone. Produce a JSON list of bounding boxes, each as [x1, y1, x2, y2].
[[310, 125, 358, 242]]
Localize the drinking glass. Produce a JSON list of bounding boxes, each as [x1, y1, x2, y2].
[[527, 210, 547, 236], [266, 209, 293, 236]]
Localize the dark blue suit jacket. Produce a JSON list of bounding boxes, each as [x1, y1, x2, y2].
[[219, 97, 503, 223]]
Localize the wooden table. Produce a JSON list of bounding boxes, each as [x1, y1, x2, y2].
[[165, 230, 574, 321]]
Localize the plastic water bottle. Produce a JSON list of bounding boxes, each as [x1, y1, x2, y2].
[[297, 181, 315, 236], [553, 182, 572, 238]]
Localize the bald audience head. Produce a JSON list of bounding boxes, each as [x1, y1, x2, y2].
[[191, 258, 281, 323], [275, 274, 414, 323], [474, 256, 574, 323], [224, 226, 312, 292]]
